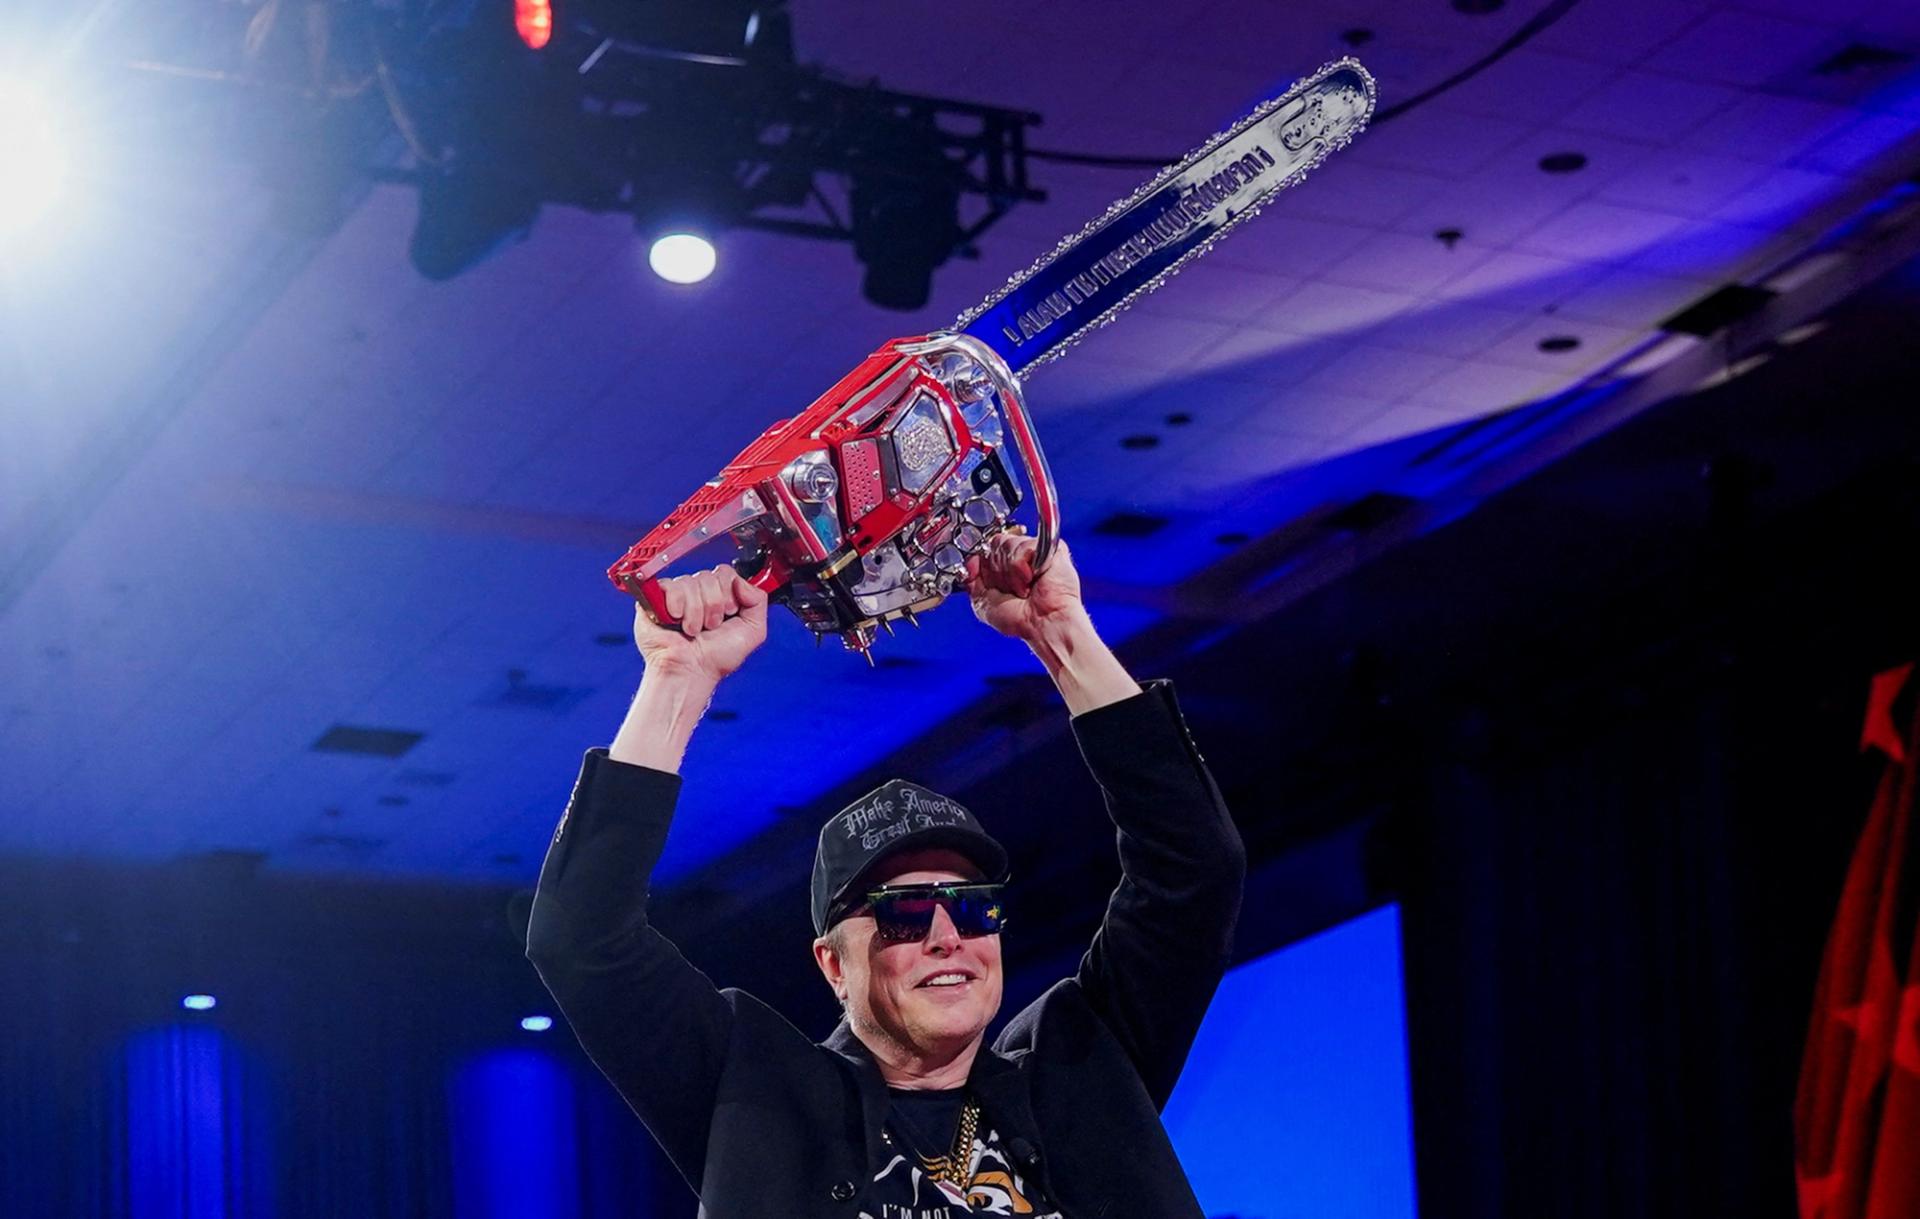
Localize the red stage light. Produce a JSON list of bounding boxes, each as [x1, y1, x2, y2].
[[515, 0, 552, 49]]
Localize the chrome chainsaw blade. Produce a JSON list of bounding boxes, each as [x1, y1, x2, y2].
[[955, 57, 1376, 375]]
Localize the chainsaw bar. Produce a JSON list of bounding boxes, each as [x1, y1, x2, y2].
[[955, 57, 1376, 375]]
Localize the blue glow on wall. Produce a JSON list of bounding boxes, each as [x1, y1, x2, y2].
[[120, 1024, 272, 1219], [1161, 904, 1417, 1219], [449, 1048, 580, 1219]]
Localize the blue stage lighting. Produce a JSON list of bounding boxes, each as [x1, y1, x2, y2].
[[519, 1015, 553, 1032], [181, 994, 217, 1011]]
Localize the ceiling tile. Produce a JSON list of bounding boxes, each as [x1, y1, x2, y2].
[[1531, 0, 1715, 65], [1319, 231, 1497, 295], [1258, 280, 1423, 338], [1624, 220, 1797, 281], [1349, 107, 1535, 176], [1553, 265, 1721, 327], [1710, 166, 1850, 229], [1204, 214, 1379, 279], [1402, 360, 1561, 413], [1509, 200, 1694, 262], [1731, 0, 1876, 24], [1430, 248, 1605, 314], [1427, 48, 1622, 126], [1388, 172, 1586, 248], [1795, 114, 1920, 180], [1265, 157, 1454, 229], [1362, 299, 1534, 359], [1337, 401, 1472, 449], [1298, 343, 1463, 401], [1185, 326, 1353, 385], [1558, 70, 1745, 143], [1594, 149, 1777, 216], [1677, 93, 1859, 162], [1475, 317, 1647, 372], [1643, 9, 1845, 88], [1130, 264, 1305, 325]]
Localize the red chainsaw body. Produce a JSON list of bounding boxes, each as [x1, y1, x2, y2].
[[608, 333, 1057, 656]]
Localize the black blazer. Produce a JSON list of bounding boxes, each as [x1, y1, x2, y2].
[[527, 679, 1246, 1218]]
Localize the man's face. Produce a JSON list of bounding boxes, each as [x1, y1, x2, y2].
[[813, 848, 1004, 1062]]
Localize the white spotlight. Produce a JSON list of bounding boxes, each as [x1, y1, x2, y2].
[[520, 1015, 554, 1032], [0, 78, 68, 240], [181, 994, 218, 1012], [648, 232, 716, 285]]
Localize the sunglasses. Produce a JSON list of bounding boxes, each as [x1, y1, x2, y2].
[[845, 882, 1009, 942]]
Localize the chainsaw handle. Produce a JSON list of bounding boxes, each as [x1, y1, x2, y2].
[[899, 333, 1059, 574], [631, 563, 783, 635]]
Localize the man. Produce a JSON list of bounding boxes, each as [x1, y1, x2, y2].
[[527, 531, 1246, 1217]]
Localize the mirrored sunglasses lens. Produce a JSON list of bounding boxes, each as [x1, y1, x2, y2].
[[870, 890, 1005, 939], [946, 895, 1007, 936]]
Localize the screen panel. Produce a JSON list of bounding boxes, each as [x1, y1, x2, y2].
[[1161, 903, 1417, 1219]]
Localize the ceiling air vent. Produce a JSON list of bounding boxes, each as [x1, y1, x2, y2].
[[485, 669, 593, 714], [1325, 492, 1416, 533], [1659, 284, 1776, 338], [983, 697, 1049, 730], [1093, 511, 1170, 538], [299, 832, 387, 859], [1813, 43, 1912, 77], [311, 725, 424, 758]]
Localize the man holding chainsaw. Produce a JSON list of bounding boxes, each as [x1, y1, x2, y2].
[[526, 530, 1245, 1217]]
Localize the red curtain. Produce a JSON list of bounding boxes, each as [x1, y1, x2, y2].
[[1796, 662, 1920, 1219]]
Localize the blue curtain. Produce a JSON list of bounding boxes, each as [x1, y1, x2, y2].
[[113, 1025, 275, 1219], [0, 863, 685, 1219]]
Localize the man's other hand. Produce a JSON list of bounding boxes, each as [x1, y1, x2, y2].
[[634, 565, 769, 684], [964, 529, 1085, 642]]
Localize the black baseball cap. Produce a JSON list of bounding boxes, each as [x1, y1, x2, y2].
[[811, 778, 1010, 935]]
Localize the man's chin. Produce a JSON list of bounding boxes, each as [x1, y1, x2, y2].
[[911, 1005, 994, 1044]]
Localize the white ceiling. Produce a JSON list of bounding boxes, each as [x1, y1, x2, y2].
[[3, 0, 1918, 883]]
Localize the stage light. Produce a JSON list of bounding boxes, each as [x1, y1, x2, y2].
[[520, 1015, 554, 1032], [0, 77, 69, 241], [649, 232, 716, 284], [515, 0, 553, 50], [851, 173, 961, 311], [181, 994, 217, 1012]]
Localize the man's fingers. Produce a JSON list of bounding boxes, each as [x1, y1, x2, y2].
[[687, 568, 720, 632], [731, 574, 769, 628], [680, 576, 707, 636]]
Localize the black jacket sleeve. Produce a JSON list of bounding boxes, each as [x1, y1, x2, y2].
[[1067, 678, 1247, 1108], [523, 750, 734, 1187]]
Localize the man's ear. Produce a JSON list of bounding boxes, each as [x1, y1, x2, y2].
[[812, 934, 846, 1003]]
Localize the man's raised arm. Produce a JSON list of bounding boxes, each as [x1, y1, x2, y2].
[[967, 532, 1246, 1107], [524, 565, 767, 1187]]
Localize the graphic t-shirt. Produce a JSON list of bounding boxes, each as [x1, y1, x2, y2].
[[865, 1088, 1062, 1218]]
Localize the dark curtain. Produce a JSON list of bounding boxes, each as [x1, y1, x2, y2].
[[1392, 641, 1881, 1219]]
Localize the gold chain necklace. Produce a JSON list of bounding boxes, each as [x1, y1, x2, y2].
[[915, 1095, 980, 1191]]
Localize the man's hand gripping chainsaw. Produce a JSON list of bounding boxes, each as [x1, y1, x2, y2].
[[606, 333, 1057, 661]]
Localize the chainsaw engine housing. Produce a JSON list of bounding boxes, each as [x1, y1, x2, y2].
[[608, 333, 1059, 658]]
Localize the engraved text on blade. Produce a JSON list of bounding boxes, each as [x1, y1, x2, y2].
[[998, 145, 1278, 349]]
